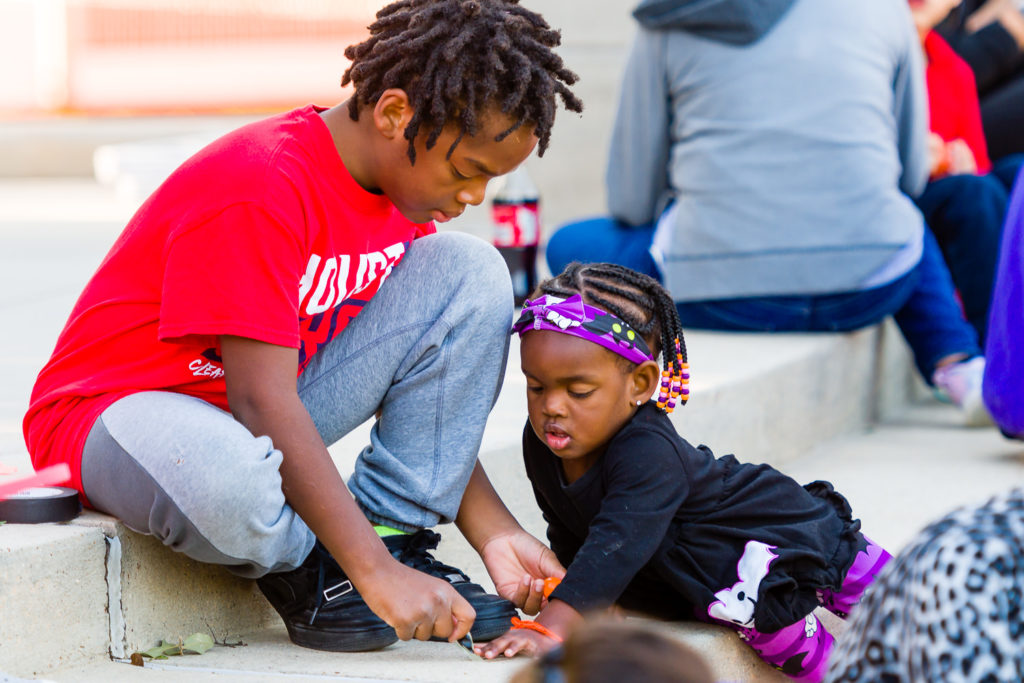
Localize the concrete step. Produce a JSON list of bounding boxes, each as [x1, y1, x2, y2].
[[0, 512, 276, 680], [0, 523, 108, 677], [783, 401, 1024, 553]]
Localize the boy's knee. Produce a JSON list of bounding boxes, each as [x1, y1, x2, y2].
[[168, 434, 288, 533], [424, 231, 513, 307]]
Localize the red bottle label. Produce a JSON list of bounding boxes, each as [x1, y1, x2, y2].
[[492, 200, 540, 248]]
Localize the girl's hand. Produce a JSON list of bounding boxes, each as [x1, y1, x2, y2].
[[479, 530, 566, 615], [474, 626, 558, 659]]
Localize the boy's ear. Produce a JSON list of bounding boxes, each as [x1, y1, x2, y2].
[[372, 88, 415, 141], [630, 360, 660, 405]]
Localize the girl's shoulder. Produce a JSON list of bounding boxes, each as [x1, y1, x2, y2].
[[608, 403, 705, 460], [619, 401, 688, 436]]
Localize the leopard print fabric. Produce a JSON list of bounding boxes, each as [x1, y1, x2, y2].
[[826, 488, 1024, 682]]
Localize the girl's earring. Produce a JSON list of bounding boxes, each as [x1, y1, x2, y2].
[[635, 400, 642, 406]]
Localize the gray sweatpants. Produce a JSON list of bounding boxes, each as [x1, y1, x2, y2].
[[81, 232, 513, 578]]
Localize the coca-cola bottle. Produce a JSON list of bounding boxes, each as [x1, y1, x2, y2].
[[491, 166, 540, 304]]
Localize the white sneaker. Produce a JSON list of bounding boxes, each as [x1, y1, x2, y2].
[[932, 356, 994, 427]]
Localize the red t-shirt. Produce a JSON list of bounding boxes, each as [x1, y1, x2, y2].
[[924, 30, 992, 173], [24, 105, 434, 499]]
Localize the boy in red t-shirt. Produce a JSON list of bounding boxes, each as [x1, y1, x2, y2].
[[23, 0, 582, 652]]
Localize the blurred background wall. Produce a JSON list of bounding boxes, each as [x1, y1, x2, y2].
[[0, 0, 377, 113], [0, 0, 637, 238]]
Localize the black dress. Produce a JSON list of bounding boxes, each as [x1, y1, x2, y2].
[[523, 401, 864, 633]]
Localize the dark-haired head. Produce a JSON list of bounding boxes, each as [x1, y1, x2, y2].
[[509, 619, 715, 683], [342, 0, 583, 164], [536, 262, 689, 409]]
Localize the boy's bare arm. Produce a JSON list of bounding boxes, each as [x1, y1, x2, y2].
[[219, 335, 475, 642]]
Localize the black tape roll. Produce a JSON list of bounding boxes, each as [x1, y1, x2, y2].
[[0, 486, 81, 524]]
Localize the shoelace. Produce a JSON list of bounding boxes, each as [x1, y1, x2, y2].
[[308, 543, 332, 624], [390, 529, 469, 583]]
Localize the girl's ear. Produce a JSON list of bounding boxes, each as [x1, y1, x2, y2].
[[372, 88, 414, 141], [630, 360, 660, 406]]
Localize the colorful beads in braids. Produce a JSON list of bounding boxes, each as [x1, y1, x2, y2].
[[657, 338, 689, 414]]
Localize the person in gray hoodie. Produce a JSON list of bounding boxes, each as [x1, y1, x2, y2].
[[545, 0, 992, 425]]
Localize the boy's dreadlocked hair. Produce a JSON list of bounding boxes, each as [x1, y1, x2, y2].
[[342, 0, 583, 163], [538, 262, 689, 408]]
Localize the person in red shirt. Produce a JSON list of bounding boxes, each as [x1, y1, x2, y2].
[[23, 0, 582, 653], [910, 0, 1022, 355]]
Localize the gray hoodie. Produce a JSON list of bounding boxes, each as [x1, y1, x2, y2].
[[608, 0, 929, 301]]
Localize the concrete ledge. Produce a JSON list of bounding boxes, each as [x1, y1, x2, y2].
[[0, 523, 108, 678], [0, 512, 275, 678], [677, 320, 915, 468], [72, 512, 277, 660]]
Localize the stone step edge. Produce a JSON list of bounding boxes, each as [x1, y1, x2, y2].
[[70, 514, 277, 663], [664, 321, 914, 467]]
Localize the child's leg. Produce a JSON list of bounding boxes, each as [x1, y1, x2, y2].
[[81, 390, 314, 578], [298, 231, 512, 531], [545, 216, 660, 282], [295, 231, 517, 641], [739, 614, 833, 683], [915, 173, 1008, 343], [81, 390, 404, 652], [818, 534, 892, 619]]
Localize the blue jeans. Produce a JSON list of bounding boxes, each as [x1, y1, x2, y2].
[[546, 218, 980, 381], [81, 232, 513, 577], [916, 155, 1024, 343]]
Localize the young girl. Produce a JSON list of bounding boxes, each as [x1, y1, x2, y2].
[[475, 262, 892, 682]]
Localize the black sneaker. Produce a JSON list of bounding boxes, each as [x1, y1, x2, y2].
[[257, 541, 397, 652], [383, 529, 517, 641]]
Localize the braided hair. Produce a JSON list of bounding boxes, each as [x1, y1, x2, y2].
[[342, 0, 583, 164], [538, 262, 689, 408]]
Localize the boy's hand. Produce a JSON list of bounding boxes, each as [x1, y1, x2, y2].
[[474, 626, 558, 659], [359, 561, 476, 642], [479, 530, 565, 615]]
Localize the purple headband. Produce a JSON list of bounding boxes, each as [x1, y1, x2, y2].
[[512, 294, 654, 365]]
